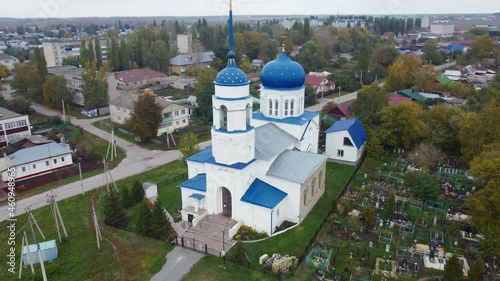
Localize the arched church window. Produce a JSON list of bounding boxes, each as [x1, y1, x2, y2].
[[220, 105, 227, 129], [303, 188, 307, 206], [319, 170, 324, 189], [246, 103, 251, 127], [275, 100, 279, 116], [284, 100, 288, 116], [268, 99, 272, 115], [290, 100, 294, 115], [311, 178, 316, 197]]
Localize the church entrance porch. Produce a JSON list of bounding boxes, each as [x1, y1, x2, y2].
[[221, 187, 232, 217]]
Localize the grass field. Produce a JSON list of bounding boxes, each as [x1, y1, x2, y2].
[[184, 162, 356, 280], [0, 160, 188, 280]]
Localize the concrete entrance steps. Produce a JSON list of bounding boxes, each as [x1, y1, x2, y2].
[[180, 214, 238, 255]]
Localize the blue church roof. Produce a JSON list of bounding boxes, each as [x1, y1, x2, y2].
[[241, 178, 287, 209], [179, 174, 207, 192], [325, 118, 368, 149], [185, 146, 213, 163], [214, 59, 250, 86], [260, 51, 306, 90], [252, 110, 318, 126]]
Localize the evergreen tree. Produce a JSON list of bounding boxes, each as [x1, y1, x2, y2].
[[303, 18, 311, 39], [95, 37, 103, 69], [131, 180, 144, 203], [149, 200, 171, 240], [120, 187, 134, 208], [103, 189, 127, 229], [136, 201, 152, 236]]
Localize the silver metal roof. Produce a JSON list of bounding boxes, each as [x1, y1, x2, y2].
[[255, 123, 296, 161], [7, 142, 72, 166], [267, 150, 328, 184]]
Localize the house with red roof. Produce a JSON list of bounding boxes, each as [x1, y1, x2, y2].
[[327, 101, 353, 119], [305, 74, 335, 95], [388, 93, 413, 105], [114, 68, 167, 89]]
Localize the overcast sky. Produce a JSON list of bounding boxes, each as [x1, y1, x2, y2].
[[1, 0, 499, 18]]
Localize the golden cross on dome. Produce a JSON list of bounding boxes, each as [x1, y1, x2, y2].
[[279, 34, 288, 52]]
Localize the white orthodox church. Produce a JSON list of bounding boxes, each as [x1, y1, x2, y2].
[[179, 3, 327, 236]]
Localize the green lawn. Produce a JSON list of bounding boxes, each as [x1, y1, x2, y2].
[[0, 193, 121, 281], [0, 160, 188, 280], [185, 162, 356, 279], [92, 119, 171, 151], [183, 255, 278, 281], [92, 118, 212, 151]]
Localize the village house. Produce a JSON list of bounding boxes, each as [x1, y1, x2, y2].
[[305, 74, 335, 96], [109, 92, 190, 136], [114, 68, 168, 90], [0, 53, 19, 71], [169, 52, 215, 75], [0, 107, 31, 147], [325, 118, 367, 165], [0, 142, 73, 181]]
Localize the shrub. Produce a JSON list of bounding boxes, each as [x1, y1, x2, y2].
[[233, 225, 268, 241]]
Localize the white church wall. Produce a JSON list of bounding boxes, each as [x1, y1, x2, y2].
[[257, 172, 302, 223], [211, 129, 255, 165], [234, 202, 271, 234], [325, 131, 359, 163], [297, 116, 320, 153], [299, 162, 326, 221], [215, 84, 249, 99], [204, 162, 257, 215], [187, 161, 206, 179]]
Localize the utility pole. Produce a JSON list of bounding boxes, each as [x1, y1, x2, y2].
[[106, 129, 117, 161], [23, 231, 34, 274], [91, 199, 102, 250], [78, 160, 84, 195], [48, 190, 68, 241], [62, 99, 66, 123], [360, 69, 363, 86]]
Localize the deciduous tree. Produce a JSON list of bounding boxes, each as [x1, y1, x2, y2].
[[350, 83, 388, 128], [42, 76, 73, 107], [409, 173, 438, 200], [423, 39, 442, 65], [458, 112, 484, 163], [412, 65, 436, 92], [385, 54, 422, 92], [179, 132, 200, 159], [195, 68, 217, 121], [127, 93, 162, 141], [444, 254, 463, 281], [378, 102, 428, 149], [468, 256, 485, 281], [81, 62, 109, 109], [297, 39, 325, 72]]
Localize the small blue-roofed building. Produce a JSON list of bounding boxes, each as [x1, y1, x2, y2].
[[22, 240, 58, 265], [178, 1, 327, 238], [325, 118, 367, 164]]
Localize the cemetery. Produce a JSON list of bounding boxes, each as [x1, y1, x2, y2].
[[304, 151, 496, 281]]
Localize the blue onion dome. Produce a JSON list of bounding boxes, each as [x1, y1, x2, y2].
[[214, 58, 250, 86], [260, 51, 306, 89]]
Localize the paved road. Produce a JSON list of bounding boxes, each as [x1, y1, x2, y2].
[[305, 91, 358, 112], [150, 247, 204, 281], [0, 93, 211, 222]]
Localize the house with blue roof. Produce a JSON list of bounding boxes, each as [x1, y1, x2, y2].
[[325, 118, 368, 164], [177, 1, 327, 238]]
